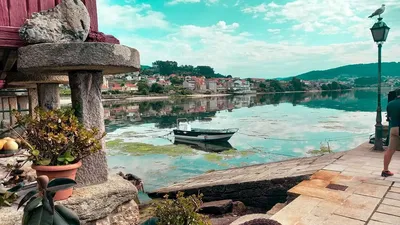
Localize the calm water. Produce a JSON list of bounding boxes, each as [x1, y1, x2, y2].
[[104, 89, 390, 197]]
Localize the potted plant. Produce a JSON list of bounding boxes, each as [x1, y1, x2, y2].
[[18, 175, 80, 225], [14, 107, 105, 200]]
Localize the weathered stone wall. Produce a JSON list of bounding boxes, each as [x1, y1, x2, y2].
[[0, 176, 139, 225], [150, 175, 308, 209]]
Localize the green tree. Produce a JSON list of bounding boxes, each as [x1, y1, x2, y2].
[[150, 83, 164, 93], [195, 66, 215, 77], [269, 80, 285, 92], [331, 81, 340, 90], [152, 60, 178, 75], [170, 76, 184, 85], [259, 82, 267, 89], [138, 80, 149, 95], [290, 77, 306, 91]]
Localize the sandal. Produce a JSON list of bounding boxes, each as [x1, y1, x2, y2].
[[381, 170, 394, 177]]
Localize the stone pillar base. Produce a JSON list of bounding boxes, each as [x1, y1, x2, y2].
[[69, 71, 108, 186]]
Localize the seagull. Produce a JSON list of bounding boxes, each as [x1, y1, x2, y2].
[[368, 4, 386, 18]]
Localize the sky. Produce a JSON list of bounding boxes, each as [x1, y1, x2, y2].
[[97, 0, 400, 78]]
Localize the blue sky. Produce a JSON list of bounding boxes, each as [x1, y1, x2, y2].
[[97, 0, 400, 78]]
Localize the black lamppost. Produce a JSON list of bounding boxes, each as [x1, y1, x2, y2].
[[370, 17, 390, 151]]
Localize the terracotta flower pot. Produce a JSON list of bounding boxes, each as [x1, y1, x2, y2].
[[32, 161, 82, 201]]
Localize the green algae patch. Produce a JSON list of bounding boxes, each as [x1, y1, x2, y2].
[[106, 139, 196, 156], [204, 154, 223, 163], [203, 149, 257, 164]]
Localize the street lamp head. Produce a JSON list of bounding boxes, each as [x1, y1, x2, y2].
[[370, 18, 390, 43]]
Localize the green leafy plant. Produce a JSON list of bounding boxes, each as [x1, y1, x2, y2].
[[154, 192, 211, 225], [18, 175, 80, 225], [0, 182, 24, 207], [14, 107, 106, 166]]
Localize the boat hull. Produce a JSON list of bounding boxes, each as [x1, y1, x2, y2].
[[173, 130, 235, 142]]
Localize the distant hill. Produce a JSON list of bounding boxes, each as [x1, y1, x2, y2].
[[141, 65, 151, 70], [282, 62, 400, 81]]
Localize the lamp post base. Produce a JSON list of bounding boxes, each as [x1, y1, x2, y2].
[[374, 124, 384, 151]]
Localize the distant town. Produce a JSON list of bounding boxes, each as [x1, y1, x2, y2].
[[61, 61, 400, 96]]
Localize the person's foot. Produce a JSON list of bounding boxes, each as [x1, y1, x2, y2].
[[382, 170, 394, 177]]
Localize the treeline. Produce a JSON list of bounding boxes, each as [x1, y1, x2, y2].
[[258, 78, 308, 93], [137, 79, 192, 96], [321, 81, 351, 91], [140, 60, 228, 78]]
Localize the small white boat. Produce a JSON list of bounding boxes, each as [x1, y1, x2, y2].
[[173, 119, 238, 142]]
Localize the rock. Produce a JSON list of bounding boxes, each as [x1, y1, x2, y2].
[[237, 218, 282, 225], [199, 199, 233, 215], [230, 214, 272, 225], [89, 200, 139, 225], [232, 201, 247, 216], [266, 203, 286, 216], [118, 172, 144, 192], [19, 0, 90, 44], [60, 175, 138, 224]]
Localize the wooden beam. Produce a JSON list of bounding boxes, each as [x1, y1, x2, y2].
[[0, 50, 17, 79], [1, 49, 17, 72]]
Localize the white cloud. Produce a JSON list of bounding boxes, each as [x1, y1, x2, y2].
[[114, 19, 400, 78], [97, 0, 169, 30], [243, 0, 400, 36], [267, 28, 281, 34], [167, 0, 218, 5], [167, 0, 200, 5], [97, 1, 400, 78]]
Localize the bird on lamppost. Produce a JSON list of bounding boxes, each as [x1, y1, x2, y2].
[[368, 4, 386, 18]]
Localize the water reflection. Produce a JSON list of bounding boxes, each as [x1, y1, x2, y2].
[[104, 90, 389, 132], [173, 139, 234, 153]]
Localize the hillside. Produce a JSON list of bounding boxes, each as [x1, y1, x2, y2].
[[282, 62, 400, 81]]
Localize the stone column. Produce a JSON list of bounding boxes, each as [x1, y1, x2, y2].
[[37, 83, 61, 110], [8, 97, 18, 125], [17, 96, 30, 116], [28, 88, 38, 116], [69, 71, 108, 186], [18, 42, 140, 187]]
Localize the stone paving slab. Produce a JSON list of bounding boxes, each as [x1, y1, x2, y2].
[[371, 212, 400, 224], [353, 183, 389, 198], [334, 194, 381, 221], [322, 215, 365, 225], [382, 198, 400, 207], [377, 204, 400, 216], [367, 221, 392, 225], [385, 192, 400, 200]]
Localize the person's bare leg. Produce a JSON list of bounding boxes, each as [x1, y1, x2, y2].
[[384, 148, 396, 171]]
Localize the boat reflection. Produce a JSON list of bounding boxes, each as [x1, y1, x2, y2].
[[173, 139, 234, 153]]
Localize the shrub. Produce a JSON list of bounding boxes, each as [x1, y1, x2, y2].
[[154, 192, 211, 225], [14, 107, 106, 166]]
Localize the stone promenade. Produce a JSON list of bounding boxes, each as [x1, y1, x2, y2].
[[271, 142, 400, 225], [151, 142, 400, 224]]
